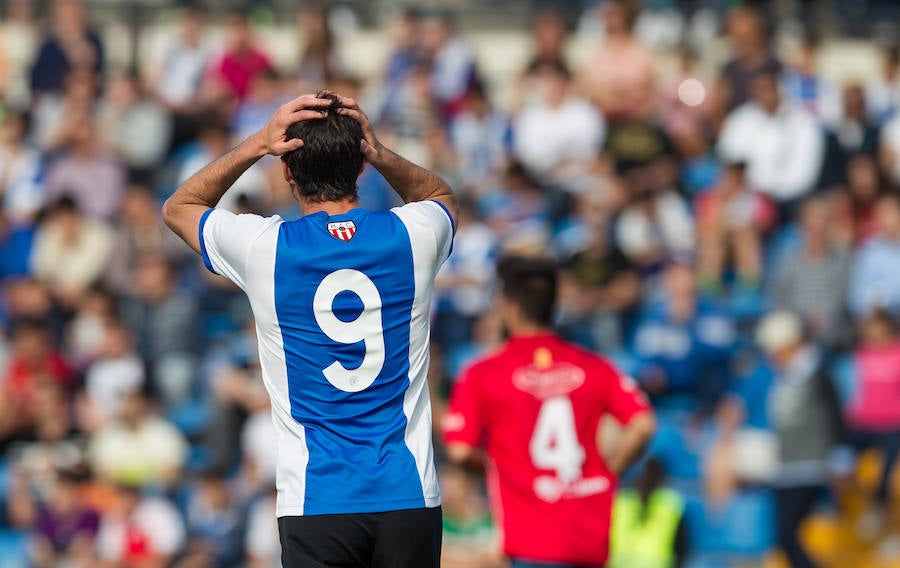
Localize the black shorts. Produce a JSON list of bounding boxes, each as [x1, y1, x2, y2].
[[278, 507, 442, 568]]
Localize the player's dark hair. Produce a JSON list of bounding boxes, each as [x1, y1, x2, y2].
[[497, 256, 558, 327], [282, 92, 364, 204]]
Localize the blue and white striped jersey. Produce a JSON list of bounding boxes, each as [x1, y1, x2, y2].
[[199, 200, 453, 517]]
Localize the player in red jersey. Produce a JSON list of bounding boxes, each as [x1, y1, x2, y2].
[[443, 257, 657, 568]]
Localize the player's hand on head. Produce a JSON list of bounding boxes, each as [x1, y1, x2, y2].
[[330, 93, 383, 162], [257, 93, 332, 156]]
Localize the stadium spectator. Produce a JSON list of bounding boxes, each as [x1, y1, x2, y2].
[[718, 71, 824, 209], [865, 45, 900, 123], [97, 72, 172, 177], [820, 84, 881, 189], [0, 111, 43, 224], [717, 6, 781, 114], [846, 310, 900, 524], [78, 321, 146, 433], [772, 196, 852, 347], [579, 0, 656, 122], [559, 193, 641, 351], [95, 484, 186, 567], [632, 261, 736, 414], [0, 319, 72, 444], [26, 469, 100, 568], [609, 458, 687, 568], [434, 197, 497, 349], [295, 4, 345, 88], [614, 165, 695, 269], [513, 60, 605, 179], [877, 99, 900, 186], [43, 116, 126, 220], [120, 254, 197, 405], [210, 11, 273, 102], [449, 83, 511, 188], [524, 10, 569, 71], [440, 464, 502, 568], [695, 161, 773, 293], [29, 0, 104, 97], [104, 185, 190, 296], [31, 196, 114, 307], [756, 311, 848, 568], [782, 32, 839, 124], [849, 193, 900, 319], [181, 470, 247, 567], [88, 390, 188, 488], [418, 9, 477, 116], [145, 5, 211, 113], [658, 43, 715, 143], [31, 68, 97, 153], [830, 154, 884, 245]]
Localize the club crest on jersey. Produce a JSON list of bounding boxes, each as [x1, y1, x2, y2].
[[327, 221, 357, 241]]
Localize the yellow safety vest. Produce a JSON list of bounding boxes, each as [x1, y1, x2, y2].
[[609, 488, 684, 568]]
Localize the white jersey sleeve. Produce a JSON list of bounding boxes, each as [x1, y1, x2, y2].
[[199, 208, 282, 289], [390, 200, 455, 269]]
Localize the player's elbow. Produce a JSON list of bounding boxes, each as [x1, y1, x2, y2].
[[445, 442, 476, 466], [161, 196, 178, 231], [630, 411, 657, 446]]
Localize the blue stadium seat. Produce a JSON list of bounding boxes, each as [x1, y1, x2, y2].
[[684, 488, 776, 557]]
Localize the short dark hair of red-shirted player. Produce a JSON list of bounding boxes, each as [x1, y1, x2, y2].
[[497, 256, 558, 327]]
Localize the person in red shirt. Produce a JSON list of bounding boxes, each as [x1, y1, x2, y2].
[[211, 12, 273, 101], [443, 257, 657, 568]]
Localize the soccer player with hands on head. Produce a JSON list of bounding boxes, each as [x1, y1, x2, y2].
[[164, 91, 456, 568]]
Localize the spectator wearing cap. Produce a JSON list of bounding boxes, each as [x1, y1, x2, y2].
[[849, 193, 900, 319], [756, 310, 848, 568]]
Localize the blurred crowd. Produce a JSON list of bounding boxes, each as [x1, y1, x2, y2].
[[2, 0, 900, 566]]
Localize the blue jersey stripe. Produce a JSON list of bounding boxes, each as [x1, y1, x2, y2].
[[429, 200, 455, 254], [273, 209, 425, 515], [198, 208, 217, 275]]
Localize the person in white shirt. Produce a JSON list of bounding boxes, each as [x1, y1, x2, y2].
[[717, 71, 824, 206], [513, 61, 606, 179]]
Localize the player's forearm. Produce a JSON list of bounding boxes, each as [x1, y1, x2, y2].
[[162, 133, 266, 251], [606, 412, 656, 476], [169, 133, 267, 211], [369, 144, 454, 205]]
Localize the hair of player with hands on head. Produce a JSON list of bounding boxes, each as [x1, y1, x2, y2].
[[497, 256, 559, 328], [281, 91, 364, 204]]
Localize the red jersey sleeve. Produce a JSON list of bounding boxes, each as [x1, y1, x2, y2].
[[443, 366, 484, 448], [601, 362, 652, 424]]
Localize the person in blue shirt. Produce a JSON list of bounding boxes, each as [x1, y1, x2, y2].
[[633, 260, 737, 416]]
